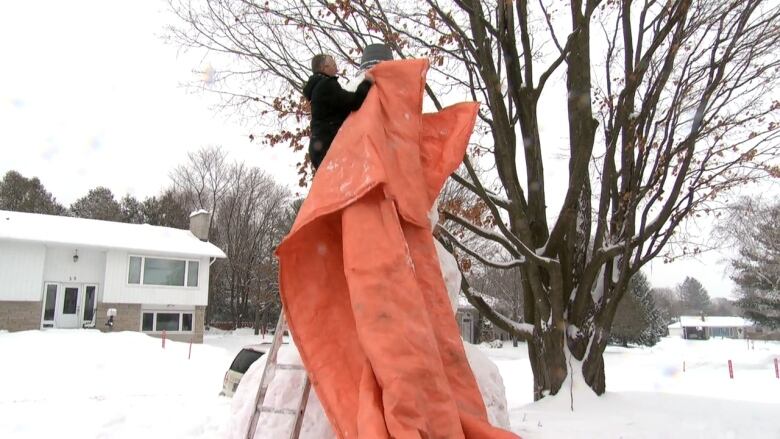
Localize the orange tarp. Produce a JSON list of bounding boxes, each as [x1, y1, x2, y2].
[[276, 59, 519, 439]]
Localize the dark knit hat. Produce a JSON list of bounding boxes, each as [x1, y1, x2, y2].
[[359, 43, 393, 70]]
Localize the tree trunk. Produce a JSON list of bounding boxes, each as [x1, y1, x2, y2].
[[253, 307, 261, 335]]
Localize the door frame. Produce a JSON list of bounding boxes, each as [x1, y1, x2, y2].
[[41, 282, 100, 329], [81, 284, 99, 328], [56, 283, 81, 329], [40, 282, 59, 328]]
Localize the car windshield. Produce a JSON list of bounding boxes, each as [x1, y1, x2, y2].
[[229, 349, 264, 373]]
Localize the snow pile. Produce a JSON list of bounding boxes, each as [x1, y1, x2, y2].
[[228, 344, 334, 439], [434, 238, 463, 314], [0, 329, 232, 439], [228, 340, 512, 438]]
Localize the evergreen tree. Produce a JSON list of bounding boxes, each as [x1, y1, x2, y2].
[[677, 277, 712, 315], [610, 271, 665, 347], [70, 187, 122, 221], [0, 170, 65, 215], [119, 194, 145, 224], [140, 190, 189, 229], [727, 200, 780, 328]]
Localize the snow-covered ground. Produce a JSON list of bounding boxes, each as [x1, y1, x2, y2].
[[0, 329, 777, 438]]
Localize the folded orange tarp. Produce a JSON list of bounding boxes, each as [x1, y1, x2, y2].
[[276, 59, 518, 439]]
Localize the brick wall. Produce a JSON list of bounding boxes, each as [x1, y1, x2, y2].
[[0, 301, 42, 331], [95, 302, 142, 333], [1, 300, 205, 343], [95, 303, 205, 343]]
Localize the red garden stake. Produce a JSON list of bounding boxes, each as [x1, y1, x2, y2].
[[728, 359, 734, 379], [683, 361, 686, 373], [188, 335, 193, 360], [774, 358, 778, 379], [162, 330, 167, 349]]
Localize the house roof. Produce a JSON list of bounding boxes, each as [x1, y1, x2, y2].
[[678, 315, 753, 328], [0, 210, 226, 258], [458, 293, 500, 309]]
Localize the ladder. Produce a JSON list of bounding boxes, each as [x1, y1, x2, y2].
[[245, 308, 312, 439]]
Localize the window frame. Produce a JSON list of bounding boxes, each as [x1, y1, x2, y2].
[[81, 283, 99, 327], [127, 255, 200, 288], [40, 282, 58, 328], [139, 310, 195, 333]]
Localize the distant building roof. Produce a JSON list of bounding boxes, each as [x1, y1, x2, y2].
[[679, 315, 753, 328], [458, 293, 499, 309], [0, 210, 226, 258]]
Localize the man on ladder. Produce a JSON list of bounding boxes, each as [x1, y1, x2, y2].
[[245, 45, 390, 439]]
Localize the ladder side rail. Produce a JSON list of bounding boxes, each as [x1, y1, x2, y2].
[[289, 378, 312, 439], [245, 311, 288, 439]]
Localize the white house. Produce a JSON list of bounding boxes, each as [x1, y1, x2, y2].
[[0, 209, 226, 342], [668, 315, 754, 340]]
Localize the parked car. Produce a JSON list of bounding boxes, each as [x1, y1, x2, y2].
[[220, 343, 270, 397]]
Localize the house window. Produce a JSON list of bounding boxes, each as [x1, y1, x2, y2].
[[187, 261, 199, 287], [128, 256, 142, 284], [43, 284, 57, 321], [140, 311, 195, 332], [128, 256, 199, 287], [182, 313, 193, 331], [83, 285, 96, 324], [142, 313, 154, 331], [144, 259, 186, 286]]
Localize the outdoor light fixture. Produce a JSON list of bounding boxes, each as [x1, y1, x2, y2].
[[73, 250, 79, 263]]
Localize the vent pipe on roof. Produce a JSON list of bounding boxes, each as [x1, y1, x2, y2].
[[189, 210, 211, 242]]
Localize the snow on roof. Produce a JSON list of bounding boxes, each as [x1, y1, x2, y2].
[[668, 322, 682, 329], [0, 210, 226, 258], [679, 316, 753, 328], [458, 293, 499, 309], [189, 209, 209, 218]]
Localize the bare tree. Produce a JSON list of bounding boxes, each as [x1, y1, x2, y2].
[[214, 163, 290, 328], [170, 146, 232, 322], [169, 0, 780, 399], [170, 146, 231, 233]]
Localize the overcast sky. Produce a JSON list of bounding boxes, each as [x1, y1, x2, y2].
[[0, 0, 753, 298]]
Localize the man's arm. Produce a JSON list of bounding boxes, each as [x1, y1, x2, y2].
[[323, 78, 373, 112]]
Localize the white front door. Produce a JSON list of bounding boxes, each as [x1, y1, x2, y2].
[[55, 284, 81, 328]]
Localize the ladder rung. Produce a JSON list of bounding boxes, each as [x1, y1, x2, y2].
[[258, 406, 300, 416], [275, 363, 305, 370]]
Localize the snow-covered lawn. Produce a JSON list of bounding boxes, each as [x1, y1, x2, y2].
[[491, 337, 780, 438], [0, 329, 777, 438]]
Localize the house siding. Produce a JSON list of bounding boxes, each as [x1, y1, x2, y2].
[[43, 246, 106, 293], [104, 251, 209, 306], [0, 241, 45, 301], [0, 301, 42, 331]]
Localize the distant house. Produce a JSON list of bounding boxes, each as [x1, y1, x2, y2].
[[456, 303, 479, 344], [0, 210, 226, 342], [668, 321, 684, 338], [669, 315, 753, 340], [455, 295, 513, 344]]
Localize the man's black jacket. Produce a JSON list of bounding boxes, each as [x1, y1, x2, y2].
[[302, 73, 372, 168]]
